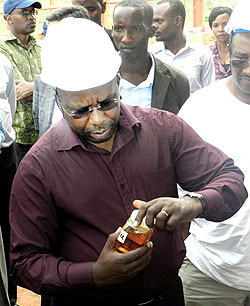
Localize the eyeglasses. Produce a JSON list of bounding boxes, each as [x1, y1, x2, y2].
[[230, 59, 250, 69], [10, 9, 38, 17], [55, 94, 120, 119]]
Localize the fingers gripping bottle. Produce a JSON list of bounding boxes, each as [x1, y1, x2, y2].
[[116, 210, 153, 253]]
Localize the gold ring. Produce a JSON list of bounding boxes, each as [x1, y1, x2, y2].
[[161, 210, 169, 218]]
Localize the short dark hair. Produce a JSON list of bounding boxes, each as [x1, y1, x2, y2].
[[156, 0, 186, 28], [46, 5, 89, 22], [208, 6, 233, 29], [72, 0, 104, 6], [228, 33, 233, 58], [114, 0, 153, 27]]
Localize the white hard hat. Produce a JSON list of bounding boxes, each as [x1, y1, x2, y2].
[[226, 0, 250, 34], [40, 18, 121, 91]]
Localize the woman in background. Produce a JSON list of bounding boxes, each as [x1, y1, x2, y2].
[[209, 7, 233, 80]]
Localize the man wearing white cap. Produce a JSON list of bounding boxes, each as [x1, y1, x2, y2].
[[178, 0, 250, 304], [0, 0, 42, 162], [9, 18, 247, 306]]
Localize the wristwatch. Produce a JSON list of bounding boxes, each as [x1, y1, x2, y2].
[[184, 192, 207, 218]]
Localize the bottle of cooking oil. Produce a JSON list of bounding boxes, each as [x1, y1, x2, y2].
[[115, 210, 153, 253]]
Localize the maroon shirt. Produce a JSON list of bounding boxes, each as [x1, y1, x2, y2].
[[10, 104, 247, 302]]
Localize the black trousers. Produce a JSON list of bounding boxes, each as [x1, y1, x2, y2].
[[16, 143, 33, 164], [0, 143, 18, 305], [50, 276, 185, 306]]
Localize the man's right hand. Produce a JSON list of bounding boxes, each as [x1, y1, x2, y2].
[[92, 228, 153, 287]]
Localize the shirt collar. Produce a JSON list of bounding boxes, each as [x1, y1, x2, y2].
[[4, 32, 36, 45], [56, 103, 141, 152], [159, 36, 196, 56]]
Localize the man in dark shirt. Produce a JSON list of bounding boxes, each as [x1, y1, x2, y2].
[[9, 18, 247, 306]]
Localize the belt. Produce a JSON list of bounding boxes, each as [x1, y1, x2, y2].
[[137, 293, 165, 305], [138, 299, 154, 305]]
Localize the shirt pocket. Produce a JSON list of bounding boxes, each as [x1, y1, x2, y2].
[[142, 165, 177, 201]]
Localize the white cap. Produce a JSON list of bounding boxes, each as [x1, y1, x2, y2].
[[226, 0, 250, 34], [40, 18, 121, 91]]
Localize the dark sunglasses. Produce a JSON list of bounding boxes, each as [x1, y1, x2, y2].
[[230, 59, 250, 69], [55, 94, 120, 119]]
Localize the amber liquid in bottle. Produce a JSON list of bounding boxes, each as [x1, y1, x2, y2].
[[115, 210, 153, 253]]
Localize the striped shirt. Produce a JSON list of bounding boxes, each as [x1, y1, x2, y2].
[[210, 41, 231, 80]]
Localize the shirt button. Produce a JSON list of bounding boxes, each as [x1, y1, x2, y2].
[[120, 183, 126, 189]]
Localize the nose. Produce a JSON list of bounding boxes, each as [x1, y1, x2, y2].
[[243, 64, 250, 76], [152, 22, 158, 30], [28, 13, 36, 20], [88, 108, 105, 125], [218, 24, 225, 32], [121, 29, 132, 44]]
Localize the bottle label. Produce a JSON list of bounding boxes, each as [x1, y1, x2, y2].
[[117, 229, 128, 244]]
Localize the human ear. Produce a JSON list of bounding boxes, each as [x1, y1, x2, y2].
[[5, 14, 13, 24], [175, 16, 182, 27], [102, 1, 107, 14], [116, 74, 120, 87], [149, 25, 156, 38]]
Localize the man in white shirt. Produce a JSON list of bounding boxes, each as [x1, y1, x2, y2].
[[150, 0, 215, 93], [178, 1, 250, 304], [0, 54, 18, 306]]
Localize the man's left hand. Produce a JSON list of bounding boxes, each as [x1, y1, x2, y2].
[[133, 197, 203, 231]]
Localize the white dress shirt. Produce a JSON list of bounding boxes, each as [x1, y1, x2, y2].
[[119, 53, 155, 108], [52, 102, 63, 126], [178, 79, 250, 290], [149, 38, 215, 93], [0, 54, 16, 148]]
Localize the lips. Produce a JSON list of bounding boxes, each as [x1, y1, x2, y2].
[[90, 126, 110, 137], [154, 32, 162, 39], [92, 129, 107, 135], [121, 46, 135, 50], [217, 34, 227, 39]]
